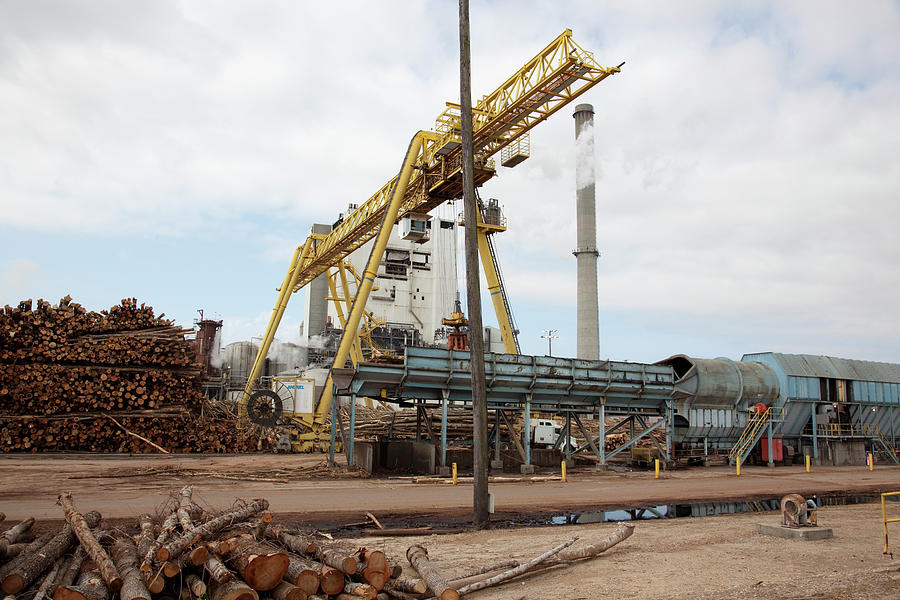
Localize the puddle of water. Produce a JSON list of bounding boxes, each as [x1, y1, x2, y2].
[[547, 494, 882, 525]]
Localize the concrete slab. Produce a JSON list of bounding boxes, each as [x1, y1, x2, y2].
[[757, 523, 834, 541]]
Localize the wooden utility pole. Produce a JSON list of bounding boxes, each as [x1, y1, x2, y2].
[[458, 0, 490, 528]]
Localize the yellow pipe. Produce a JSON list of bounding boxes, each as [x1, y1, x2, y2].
[[561, 460, 567, 483], [452, 463, 458, 485], [239, 241, 312, 413], [869, 453, 875, 471], [736, 461, 741, 476], [655, 459, 660, 479], [314, 133, 425, 424], [805, 454, 811, 473], [475, 218, 518, 354]]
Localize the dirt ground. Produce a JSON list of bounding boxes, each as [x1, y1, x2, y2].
[[3, 455, 900, 598]]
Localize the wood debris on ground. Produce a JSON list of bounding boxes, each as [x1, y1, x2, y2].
[[0, 486, 634, 599]]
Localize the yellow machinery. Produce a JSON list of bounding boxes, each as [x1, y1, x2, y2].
[[240, 29, 622, 450]]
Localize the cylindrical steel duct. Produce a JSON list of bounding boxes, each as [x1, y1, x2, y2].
[[659, 354, 781, 408], [573, 103, 600, 360]]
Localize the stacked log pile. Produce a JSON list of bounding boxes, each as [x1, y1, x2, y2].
[[342, 406, 665, 452], [0, 297, 266, 453], [0, 486, 635, 600]]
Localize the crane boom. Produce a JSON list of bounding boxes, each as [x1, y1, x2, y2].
[[240, 29, 621, 447]]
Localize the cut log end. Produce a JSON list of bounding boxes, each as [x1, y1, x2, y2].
[[242, 553, 289, 592], [54, 587, 89, 600]]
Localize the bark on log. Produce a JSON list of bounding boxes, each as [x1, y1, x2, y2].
[[253, 515, 271, 542], [224, 540, 288, 592], [269, 530, 316, 555], [209, 579, 258, 600], [135, 515, 155, 562], [356, 550, 390, 591], [284, 556, 320, 596], [157, 499, 269, 562], [380, 584, 424, 600], [54, 546, 86, 590], [385, 577, 426, 594], [0, 544, 24, 561], [204, 556, 233, 584], [142, 513, 177, 572], [315, 546, 357, 575], [58, 493, 121, 593], [449, 561, 518, 583], [387, 562, 402, 579], [0, 518, 35, 557], [32, 556, 64, 600], [547, 522, 635, 564], [55, 570, 109, 600], [454, 536, 578, 596], [405, 545, 457, 600], [176, 486, 194, 532], [272, 581, 306, 600], [0, 530, 58, 583], [185, 574, 206, 597], [175, 546, 208, 569], [2, 511, 101, 594], [110, 538, 150, 600]]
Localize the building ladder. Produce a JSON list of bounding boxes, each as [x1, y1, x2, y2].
[[729, 407, 779, 467], [870, 425, 900, 465]]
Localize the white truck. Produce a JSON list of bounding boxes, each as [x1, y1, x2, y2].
[[530, 418, 578, 451]]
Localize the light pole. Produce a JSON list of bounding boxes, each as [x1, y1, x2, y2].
[[541, 329, 559, 357]]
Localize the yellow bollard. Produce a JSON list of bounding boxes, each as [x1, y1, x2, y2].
[[736, 461, 741, 476], [805, 454, 811, 473], [655, 458, 660, 479], [869, 453, 874, 471], [452, 462, 458, 484], [561, 460, 567, 483]]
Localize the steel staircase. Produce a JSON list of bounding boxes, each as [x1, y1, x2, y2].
[[729, 407, 780, 466], [867, 425, 900, 465]]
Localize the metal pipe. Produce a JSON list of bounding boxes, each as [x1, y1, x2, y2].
[[767, 415, 774, 468], [523, 396, 532, 467], [441, 389, 449, 467], [599, 402, 606, 464], [811, 403, 819, 461], [349, 394, 356, 467]]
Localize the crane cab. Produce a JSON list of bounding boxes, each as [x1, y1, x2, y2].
[[400, 213, 430, 243]]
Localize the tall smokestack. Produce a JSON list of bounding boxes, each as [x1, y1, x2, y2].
[[573, 104, 600, 360]]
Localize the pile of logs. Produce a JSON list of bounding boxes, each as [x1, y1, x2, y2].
[[343, 406, 665, 452], [0, 297, 266, 453], [0, 486, 635, 600]]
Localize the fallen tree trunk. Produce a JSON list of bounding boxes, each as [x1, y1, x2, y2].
[[0, 530, 58, 583], [141, 513, 177, 572], [54, 546, 86, 590], [269, 529, 316, 555], [55, 570, 109, 600], [223, 540, 288, 592], [110, 537, 150, 600], [2, 511, 101, 594], [406, 545, 458, 600], [157, 499, 269, 562], [284, 556, 321, 596], [546, 522, 635, 564], [454, 537, 578, 596], [315, 546, 357, 575], [204, 556, 233, 584], [272, 581, 306, 600], [32, 557, 64, 600], [209, 579, 258, 600], [58, 493, 122, 593], [176, 486, 193, 531], [0, 518, 34, 557]]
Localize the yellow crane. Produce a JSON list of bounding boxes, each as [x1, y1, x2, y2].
[[240, 29, 622, 450]]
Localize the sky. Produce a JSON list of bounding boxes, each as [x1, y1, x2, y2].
[[1, 1, 899, 365]]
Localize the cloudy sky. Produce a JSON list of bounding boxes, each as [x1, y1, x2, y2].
[[1, 1, 898, 364]]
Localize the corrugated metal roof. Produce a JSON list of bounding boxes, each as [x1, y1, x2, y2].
[[765, 353, 900, 384]]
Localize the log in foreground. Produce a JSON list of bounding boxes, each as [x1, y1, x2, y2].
[[454, 536, 578, 596], [110, 538, 150, 600], [406, 545, 458, 600], [2, 511, 101, 594], [224, 540, 288, 592], [58, 493, 122, 593], [157, 499, 269, 562]]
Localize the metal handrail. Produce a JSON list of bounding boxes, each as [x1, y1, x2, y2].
[[882, 491, 900, 555]]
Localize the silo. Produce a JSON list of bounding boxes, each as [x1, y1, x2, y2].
[[224, 341, 259, 385], [304, 223, 332, 344], [573, 104, 600, 360]]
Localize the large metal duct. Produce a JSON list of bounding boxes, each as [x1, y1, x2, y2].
[[659, 354, 780, 409], [573, 104, 600, 360]]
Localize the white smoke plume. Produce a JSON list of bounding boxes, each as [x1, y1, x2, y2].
[[575, 120, 597, 191]]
